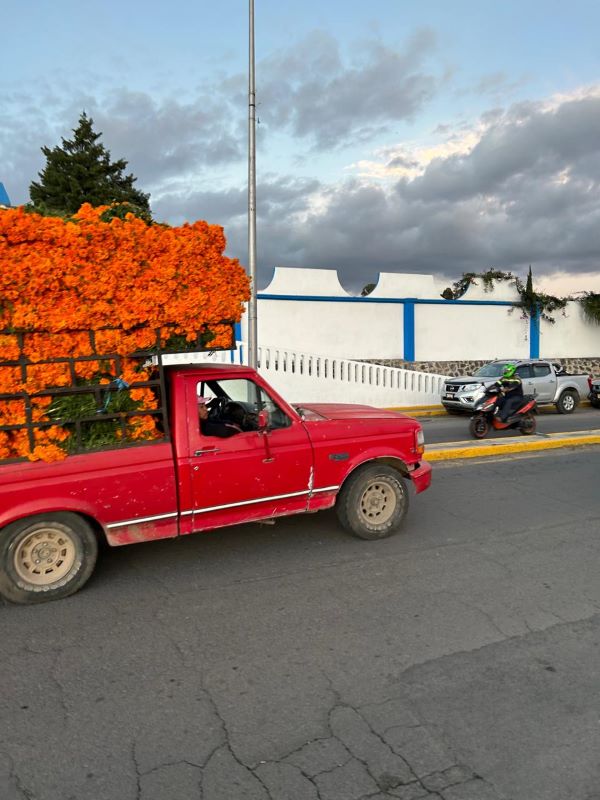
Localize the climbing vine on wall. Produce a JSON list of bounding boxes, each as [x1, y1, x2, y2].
[[580, 292, 600, 325], [440, 270, 515, 300], [440, 267, 584, 324]]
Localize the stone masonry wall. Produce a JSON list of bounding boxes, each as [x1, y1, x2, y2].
[[365, 357, 600, 377]]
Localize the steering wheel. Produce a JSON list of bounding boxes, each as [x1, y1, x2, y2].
[[207, 396, 229, 419], [222, 401, 255, 430]]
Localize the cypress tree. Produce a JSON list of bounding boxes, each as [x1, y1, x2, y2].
[[29, 112, 150, 218], [525, 266, 534, 298]]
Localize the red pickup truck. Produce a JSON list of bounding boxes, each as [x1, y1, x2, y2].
[[0, 363, 431, 604]]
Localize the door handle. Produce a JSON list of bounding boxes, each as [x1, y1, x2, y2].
[[194, 447, 220, 456]]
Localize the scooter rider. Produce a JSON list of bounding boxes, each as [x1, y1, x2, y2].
[[496, 364, 523, 421]]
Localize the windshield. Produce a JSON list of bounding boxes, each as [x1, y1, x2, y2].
[[473, 362, 511, 378]]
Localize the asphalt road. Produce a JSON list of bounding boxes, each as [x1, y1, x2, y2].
[[1, 448, 600, 800], [419, 406, 600, 444]]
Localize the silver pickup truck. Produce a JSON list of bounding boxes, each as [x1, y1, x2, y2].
[[442, 359, 592, 414]]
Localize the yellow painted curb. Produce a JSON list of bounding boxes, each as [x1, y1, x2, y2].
[[402, 409, 448, 418], [425, 435, 600, 461], [388, 406, 447, 417]]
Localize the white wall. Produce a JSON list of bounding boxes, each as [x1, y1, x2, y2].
[[251, 267, 600, 361], [258, 299, 404, 360], [539, 301, 600, 357], [415, 304, 530, 361]]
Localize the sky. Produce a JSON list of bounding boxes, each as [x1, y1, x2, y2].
[[2, 0, 600, 296]]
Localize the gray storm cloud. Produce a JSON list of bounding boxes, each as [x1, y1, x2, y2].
[[257, 28, 441, 148]]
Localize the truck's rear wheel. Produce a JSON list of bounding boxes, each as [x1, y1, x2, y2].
[[0, 513, 98, 604], [556, 390, 578, 414], [336, 465, 408, 540]]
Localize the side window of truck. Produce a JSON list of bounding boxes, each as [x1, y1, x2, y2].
[[516, 365, 532, 379], [532, 364, 551, 378], [197, 378, 291, 432]]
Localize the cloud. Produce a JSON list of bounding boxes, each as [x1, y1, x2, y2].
[[256, 29, 442, 149], [191, 87, 600, 290], [153, 175, 323, 276], [457, 71, 529, 99], [93, 90, 244, 185]]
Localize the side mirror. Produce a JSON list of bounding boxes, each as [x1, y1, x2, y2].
[[257, 409, 270, 430]]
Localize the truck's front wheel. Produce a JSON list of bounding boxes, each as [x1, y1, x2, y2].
[[0, 513, 98, 604], [336, 465, 408, 540]]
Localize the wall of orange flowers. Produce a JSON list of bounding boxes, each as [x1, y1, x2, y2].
[[0, 205, 250, 462]]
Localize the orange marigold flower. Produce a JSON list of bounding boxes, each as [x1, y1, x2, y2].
[[1, 203, 249, 461]]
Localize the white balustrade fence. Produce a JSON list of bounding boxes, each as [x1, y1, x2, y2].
[[163, 343, 447, 407]]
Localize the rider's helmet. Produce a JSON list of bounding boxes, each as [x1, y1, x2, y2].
[[502, 364, 517, 378]]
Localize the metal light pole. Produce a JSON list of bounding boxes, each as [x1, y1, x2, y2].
[[247, 0, 258, 368]]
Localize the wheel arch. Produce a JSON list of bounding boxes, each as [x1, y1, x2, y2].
[[339, 456, 410, 493], [0, 508, 108, 547]]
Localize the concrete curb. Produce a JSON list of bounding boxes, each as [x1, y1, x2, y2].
[[425, 429, 600, 461]]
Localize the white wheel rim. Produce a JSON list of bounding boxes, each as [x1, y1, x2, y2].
[[358, 480, 397, 526], [563, 396, 575, 411], [14, 526, 77, 587]]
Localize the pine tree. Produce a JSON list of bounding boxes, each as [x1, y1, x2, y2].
[[29, 112, 151, 218]]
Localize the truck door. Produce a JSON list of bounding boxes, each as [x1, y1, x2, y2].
[[515, 364, 534, 395], [530, 363, 555, 401], [184, 376, 313, 532]]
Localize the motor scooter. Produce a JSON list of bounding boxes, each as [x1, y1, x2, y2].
[[469, 384, 537, 439]]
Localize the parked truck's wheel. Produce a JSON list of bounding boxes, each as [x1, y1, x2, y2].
[[520, 413, 537, 435], [469, 414, 489, 439], [0, 513, 98, 605], [556, 390, 578, 414], [336, 465, 408, 540]]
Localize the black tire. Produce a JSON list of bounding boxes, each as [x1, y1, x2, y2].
[[556, 390, 578, 414], [336, 464, 408, 540], [590, 397, 600, 409], [0, 512, 98, 605], [469, 414, 489, 439], [520, 413, 537, 435]]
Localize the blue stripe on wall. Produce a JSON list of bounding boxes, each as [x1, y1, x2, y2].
[[257, 293, 516, 307], [529, 309, 540, 358], [403, 300, 415, 361]]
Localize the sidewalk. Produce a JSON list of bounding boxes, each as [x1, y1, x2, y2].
[[425, 428, 600, 461]]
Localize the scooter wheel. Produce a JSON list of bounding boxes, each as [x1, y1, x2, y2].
[[520, 414, 537, 435], [469, 415, 489, 439]]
